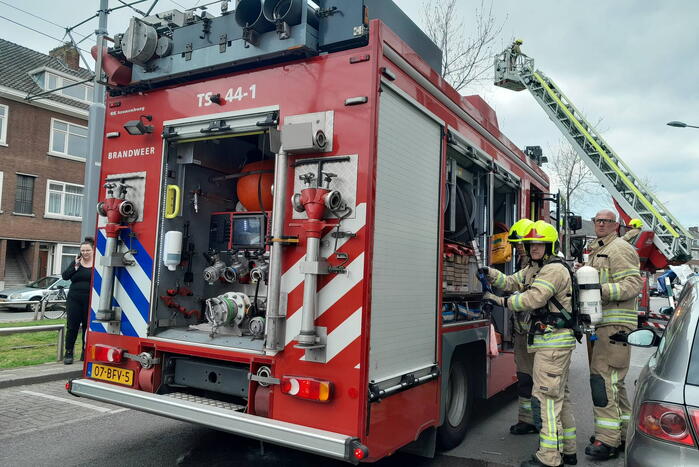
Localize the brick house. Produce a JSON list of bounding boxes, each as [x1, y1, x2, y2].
[[0, 39, 93, 290]]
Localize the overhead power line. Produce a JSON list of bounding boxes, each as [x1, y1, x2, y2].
[[0, 0, 95, 44], [168, 0, 187, 10], [0, 14, 90, 54]]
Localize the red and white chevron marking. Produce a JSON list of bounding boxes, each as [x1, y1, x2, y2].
[[280, 203, 366, 364], [645, 312, 671, 321], [642, 321, 666, 331]]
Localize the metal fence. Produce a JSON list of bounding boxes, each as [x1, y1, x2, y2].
[[0, 324, 66, 361], [0, 298, 67, 320], [1, 298, 68, 361]]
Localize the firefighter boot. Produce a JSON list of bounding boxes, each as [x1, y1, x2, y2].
[[562, 453, 577, 465], [589, 435, 624, 451], [584, 440, 618, 460], [510, 421, 538, 434], [520, 454, 563, 467]]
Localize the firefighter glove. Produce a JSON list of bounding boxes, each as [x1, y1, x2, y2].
[[482, 292, 505, 308], [478, 267, 491, 278]]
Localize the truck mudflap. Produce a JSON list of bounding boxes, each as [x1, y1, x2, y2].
[[68, 378, 363, 463]]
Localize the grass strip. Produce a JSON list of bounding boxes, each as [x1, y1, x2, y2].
[[0, 319, 83, 369]]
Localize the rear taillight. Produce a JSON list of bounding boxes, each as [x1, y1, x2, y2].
[[687, 407, 699, 443], [91, 344, 125, 364], [280, 376, 332, 402], [637, 402, 695, 446]]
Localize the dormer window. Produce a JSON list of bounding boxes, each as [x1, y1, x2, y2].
[[33, 69, 93, 102]]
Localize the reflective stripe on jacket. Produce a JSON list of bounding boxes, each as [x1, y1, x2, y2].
[[488, 263, 540, 334], [586, 232, 642, 329], [492, 259, 575, 350]]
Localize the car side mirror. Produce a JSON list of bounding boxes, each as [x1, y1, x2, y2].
[[56, 285, 65, 290], [626, 329, 661, 347]]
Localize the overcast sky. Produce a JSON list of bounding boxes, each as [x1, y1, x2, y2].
[[2, 0, 698, 226]]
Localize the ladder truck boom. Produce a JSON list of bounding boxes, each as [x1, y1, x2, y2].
[[494, 47, 692, 268]]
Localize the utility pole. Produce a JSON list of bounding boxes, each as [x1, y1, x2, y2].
[[81, 0, 108, 241]]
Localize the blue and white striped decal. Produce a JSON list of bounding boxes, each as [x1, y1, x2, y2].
[[90, 225, 153, 337]]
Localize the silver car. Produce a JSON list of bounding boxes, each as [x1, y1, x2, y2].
[[0, 275, 71, 311], [626, 276, 699, 466]]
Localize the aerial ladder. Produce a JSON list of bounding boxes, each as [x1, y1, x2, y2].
[[494, 46, 692, 269]]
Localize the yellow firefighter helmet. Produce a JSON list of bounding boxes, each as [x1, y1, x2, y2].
[[521, 220, 558, 254], [508, 218, 534, 243]]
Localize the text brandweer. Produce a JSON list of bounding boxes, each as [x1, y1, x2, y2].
[[107, 146, 156, 160]]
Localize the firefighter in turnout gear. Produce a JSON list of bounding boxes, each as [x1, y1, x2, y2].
[[585, 210, 642, 460], [511, 218, 532, 270], [510, 39, 523, 68], [482, 221, 577, 467], [486, 218, 538, 435], [621, 218, 643, 244]]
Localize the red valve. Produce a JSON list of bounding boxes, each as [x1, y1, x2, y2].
[[160, 295, 201, 319]]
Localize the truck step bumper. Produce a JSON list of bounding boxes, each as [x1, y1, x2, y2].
[[68, 378, 359, 462]]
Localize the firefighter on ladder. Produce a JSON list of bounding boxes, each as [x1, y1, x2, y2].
[[481, 220, 577, 467], [585, 209, 642, 460], [509, 39, 524, 69]]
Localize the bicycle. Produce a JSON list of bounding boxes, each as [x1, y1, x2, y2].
[[39, 286, 68, 320]]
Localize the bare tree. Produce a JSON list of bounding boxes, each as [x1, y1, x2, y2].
[[548, 141, 599, 214], [546, 140, 606, 259], [421, 0, 504, 91]]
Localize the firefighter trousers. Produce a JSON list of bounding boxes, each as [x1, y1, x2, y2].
[[531, 346, 574, 467], [590, 325, 632, 448], [560, 385, 576, 455], [514, 332, 535, 424]]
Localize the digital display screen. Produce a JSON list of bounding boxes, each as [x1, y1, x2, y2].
[[232, 214, 265, 250]]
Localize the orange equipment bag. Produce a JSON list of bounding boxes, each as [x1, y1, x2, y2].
[[489, 232, 512, 265]]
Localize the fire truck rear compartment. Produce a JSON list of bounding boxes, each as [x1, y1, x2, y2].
[[152, 125, 273, 352]]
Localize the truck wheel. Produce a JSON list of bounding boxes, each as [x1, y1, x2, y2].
[[437, 358, 473, 450]]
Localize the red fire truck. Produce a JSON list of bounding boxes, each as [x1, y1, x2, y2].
[[68, 1, 551, 462]]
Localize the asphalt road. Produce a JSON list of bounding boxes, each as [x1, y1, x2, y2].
[[0, 299, 666, 467], [0, 308, 38, 322], [447, 329, 654, 466]]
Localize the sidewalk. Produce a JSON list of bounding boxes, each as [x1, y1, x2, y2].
[[0, 361, 82, 389]]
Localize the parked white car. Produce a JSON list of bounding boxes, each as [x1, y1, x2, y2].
[[0, 275, 71, 311]]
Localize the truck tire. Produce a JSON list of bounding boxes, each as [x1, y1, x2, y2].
[[437, 358, 473, 450]]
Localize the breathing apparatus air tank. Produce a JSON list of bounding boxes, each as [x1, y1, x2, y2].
[[576, 265, 602, 327]]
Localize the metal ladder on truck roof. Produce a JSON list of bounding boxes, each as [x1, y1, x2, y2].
[[493, 48, 692, 263]]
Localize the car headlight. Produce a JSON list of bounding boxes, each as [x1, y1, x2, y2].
[[9, 293, 21, 299]]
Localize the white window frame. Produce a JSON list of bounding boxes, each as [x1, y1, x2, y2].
[[55, 243, 80, 274], [48, 117, 87, 162], [34, 69, 93, 103], [44, 179, 84, 221], [0, 103, 7, 146], [0, 171, 3, 213]]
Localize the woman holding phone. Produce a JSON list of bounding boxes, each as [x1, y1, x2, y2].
[[61, 237, 95, 364]]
